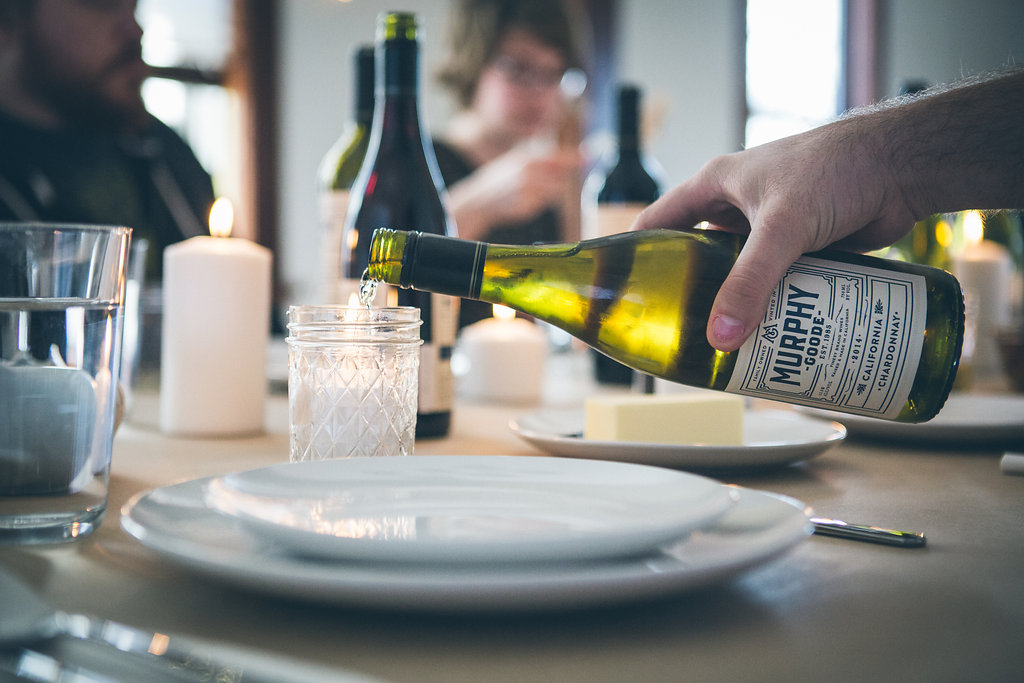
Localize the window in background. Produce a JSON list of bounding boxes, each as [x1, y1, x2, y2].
[[137, 0, 237, 203], [745, 0, 843, 148]]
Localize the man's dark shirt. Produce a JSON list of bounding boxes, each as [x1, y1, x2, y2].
[[0, 109, 215, 280]]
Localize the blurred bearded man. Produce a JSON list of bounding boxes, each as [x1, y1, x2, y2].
[[0, 0, 214, 279]]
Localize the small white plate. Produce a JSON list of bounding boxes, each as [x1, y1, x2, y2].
[[510, 410, 845, 470], [121, 478, 812, 612], [801, 394, 1024, 447], [202, 456, 736, 564]]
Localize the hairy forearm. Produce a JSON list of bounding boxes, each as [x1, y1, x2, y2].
[[849, 68, 1024, 218]]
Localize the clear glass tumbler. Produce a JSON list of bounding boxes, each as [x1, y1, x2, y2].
[[287, 305, 422, 461], [0, 223, 131, 544]]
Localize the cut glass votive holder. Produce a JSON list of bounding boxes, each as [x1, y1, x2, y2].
[[286, 305, 422, 461]]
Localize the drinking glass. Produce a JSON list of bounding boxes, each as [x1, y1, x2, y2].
[[0, 223, 131, 544], [287, 305, 421, 461]]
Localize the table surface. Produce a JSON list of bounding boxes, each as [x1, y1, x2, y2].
[[2, 352, 1023, 683]]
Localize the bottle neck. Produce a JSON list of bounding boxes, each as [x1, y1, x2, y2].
[[616, 88, 642, 157], [381, 36, 419, 98], [375, 230, 486, 299], [374, 37, 424, 141], [354, 47, 374, 126]]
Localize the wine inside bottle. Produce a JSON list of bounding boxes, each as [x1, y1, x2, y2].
[[344, 13, 456, 438], [368, 227, 964, 423]]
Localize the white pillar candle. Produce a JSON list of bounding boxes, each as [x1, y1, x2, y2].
[[953, 238, 1012, 378], [160, 200, 272, 436], [457, 306, 547, 404]]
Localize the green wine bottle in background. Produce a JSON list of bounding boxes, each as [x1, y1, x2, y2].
[[368, 227, 964, 423], [586, 84, 665, 385], [318, 45, 374, 303], [344, 13, 456, 438], [890, 213, 955, 270]]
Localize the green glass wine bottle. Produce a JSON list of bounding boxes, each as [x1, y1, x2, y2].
[[368, 227, 964, 423], [585, 83, 666, 385], [344, 13, 457, 438], [318, 45, 374, 303]]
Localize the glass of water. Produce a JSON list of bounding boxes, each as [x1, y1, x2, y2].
[[0, 223, 131, 544], [286, 305, 422, 461]]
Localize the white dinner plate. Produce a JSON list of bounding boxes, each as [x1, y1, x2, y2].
[[121, 477, 812, 612], [800, 394, 1024, 447], [510, 410, 846, 470], [202, 456, 735, 564]]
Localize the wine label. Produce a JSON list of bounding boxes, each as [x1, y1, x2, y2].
[[417, 293, 456, 413], [596, 203, 647, 238], [726, 256, 926, 419]]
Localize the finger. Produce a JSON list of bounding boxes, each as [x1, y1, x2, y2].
[[632, 175, 714, 232], [706, 217, 807, 352]]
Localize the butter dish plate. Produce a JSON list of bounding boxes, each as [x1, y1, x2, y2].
[[202, 456, 735, 564], [510, 409, 845, 470], [121, 478, 812, 612], [800, 394, 1024, 447]]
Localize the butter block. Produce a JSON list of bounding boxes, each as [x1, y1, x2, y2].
[[584, 392, 745, 446]]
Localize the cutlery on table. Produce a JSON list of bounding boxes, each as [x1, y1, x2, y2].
[[0, 567, 373, 682], [810, 517, 927, 547]]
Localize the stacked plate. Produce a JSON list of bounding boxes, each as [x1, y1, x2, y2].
[[121, 456, 813, 612], [801, 394, 1024, 448], [510, 409, 846, 470]]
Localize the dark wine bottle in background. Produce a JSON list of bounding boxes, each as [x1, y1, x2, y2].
[[318, 45, 374, 303], [368, 228, 964, 424], [587, 84, 665, 384], [343, 12, 456, 438]]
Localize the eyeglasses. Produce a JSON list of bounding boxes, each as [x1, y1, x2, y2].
[[490, 55, 567, 89]]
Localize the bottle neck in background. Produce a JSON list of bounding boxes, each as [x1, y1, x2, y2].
[[374, 36, 425, 144], [380, 35, 419, 98], [616, 86, 642, 158], [355, 46, 375, 126]]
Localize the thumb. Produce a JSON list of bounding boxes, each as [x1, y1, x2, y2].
[[707, 221, 806, 352]]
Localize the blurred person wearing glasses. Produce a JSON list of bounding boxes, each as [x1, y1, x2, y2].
[[434, 0, 588, 326], [0, 0, 214, 280]]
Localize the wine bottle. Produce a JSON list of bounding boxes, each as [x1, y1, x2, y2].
[[593, 85, 664, 226], [368, 227, 964, 423], [586, 84, 666, 384], [318, 45, 374, 303], [344, 12, 456, 438], [890, 213, 954, 270]]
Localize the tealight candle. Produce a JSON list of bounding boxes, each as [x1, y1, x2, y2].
[[457, 305, 547, 403], [952, 211, 1013, 379], [160, 198, 272, 436]]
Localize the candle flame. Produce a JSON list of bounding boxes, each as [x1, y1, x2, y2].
[[935, 218, 954, 249], [348, 292, 361, 307], [493, 304, 516, 321], [209, 197, 234, 238], [963, 210, 984, 247]]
